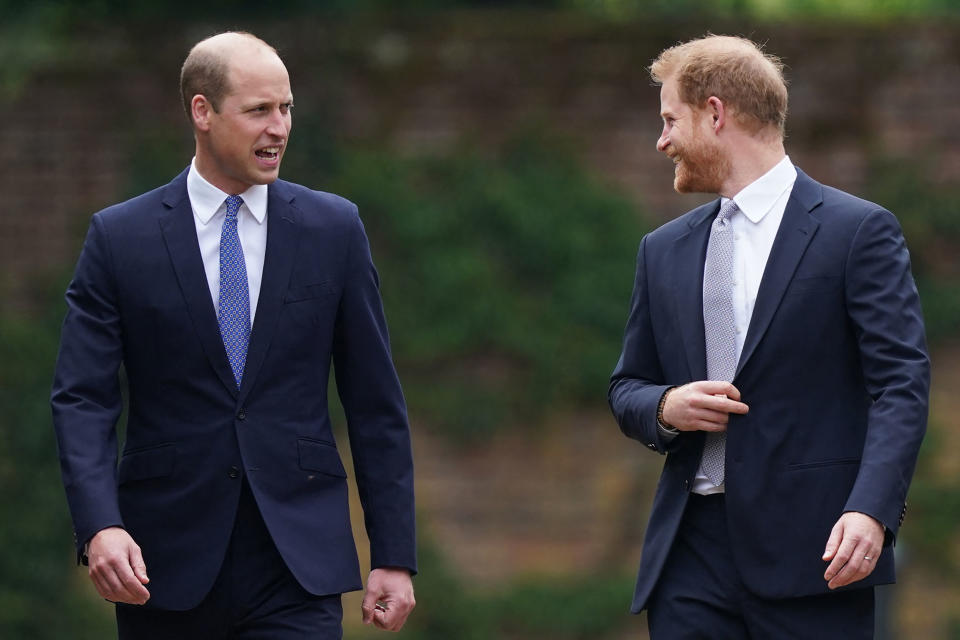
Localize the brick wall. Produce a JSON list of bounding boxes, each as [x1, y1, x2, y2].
[[4, 16, 958, 311]]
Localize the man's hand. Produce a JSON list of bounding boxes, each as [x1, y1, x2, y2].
[[822, 511, 885, 589], [87, 526, 150, 605], [361, 567, 415, 632], [661, 381, 749, 432]]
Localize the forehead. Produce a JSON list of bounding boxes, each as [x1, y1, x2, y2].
[[225, 49, 292, 101], [658, 77, 686, 114]]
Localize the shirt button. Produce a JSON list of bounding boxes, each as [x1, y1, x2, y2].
[[228, 466, 240, 479]]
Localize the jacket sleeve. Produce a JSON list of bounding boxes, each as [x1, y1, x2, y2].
[[609, 235, 686, 455], [333, 209, 417, 574], [841, 207, 930, 541], [50, 213, 126, 559]]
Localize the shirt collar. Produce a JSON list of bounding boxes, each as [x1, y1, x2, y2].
[[727, 155, 797, 224], [187, 158, 268, 225]]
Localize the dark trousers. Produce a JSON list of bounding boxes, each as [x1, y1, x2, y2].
[[647, 493, 874, 640], [117, 480, 343, 640]]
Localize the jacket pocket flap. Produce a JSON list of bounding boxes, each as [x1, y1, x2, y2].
[[297, 438, 347, 478], [118, 444, 176, 484], [788, 275, 840, 294], [284, 282, 336, 303], [787, 456, 860, 470]]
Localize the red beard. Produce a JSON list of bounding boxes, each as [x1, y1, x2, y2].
[[670, 133, 729, 195]]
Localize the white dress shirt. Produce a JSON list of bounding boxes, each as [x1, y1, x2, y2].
[[186, 159, 269, 325], [691, 155, 798, 495]]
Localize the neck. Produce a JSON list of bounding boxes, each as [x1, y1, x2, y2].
[[193, 145, 251, 196], [717, 133, 786, 199]]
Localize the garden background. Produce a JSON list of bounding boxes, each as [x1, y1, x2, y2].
[[1, 1, 959, 638]]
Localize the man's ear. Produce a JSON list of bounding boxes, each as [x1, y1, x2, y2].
[[191, 95, 213, 132], [705, 96, 726, 132]]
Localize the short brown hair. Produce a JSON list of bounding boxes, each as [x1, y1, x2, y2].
[[650, 35, 788, 137], [179, 31, 278, 119], [180, 48, 230, 117]]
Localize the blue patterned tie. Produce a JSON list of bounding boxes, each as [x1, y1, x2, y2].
[[700, 199, 740, 486], [218, 195, 250, 388]]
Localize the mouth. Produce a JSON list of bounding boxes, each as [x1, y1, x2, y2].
[[255, 146, 282, 161]]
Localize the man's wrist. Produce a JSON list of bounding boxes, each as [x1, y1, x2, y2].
[[657, 386, 678, 432]]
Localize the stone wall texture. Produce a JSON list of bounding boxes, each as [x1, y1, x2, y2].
[[4, 16, 959, 308]]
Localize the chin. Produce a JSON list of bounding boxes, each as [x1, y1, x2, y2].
[[253, 168, 282, 185], [674, 166, 722, 195]]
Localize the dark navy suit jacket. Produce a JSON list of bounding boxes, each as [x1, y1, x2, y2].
[[609, 168, 929, 613], [52, 168, 416, 610]]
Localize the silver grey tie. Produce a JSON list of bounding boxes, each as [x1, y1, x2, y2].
[[700, 199, 740, 486]]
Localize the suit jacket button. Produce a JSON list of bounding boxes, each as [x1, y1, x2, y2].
[[228, 466, 240, 479], [237, 409, 246, 421], [683, 480, 690, 491]]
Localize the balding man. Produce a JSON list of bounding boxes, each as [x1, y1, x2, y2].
[[52, 32, 416, 639], [609, 35, 928, 637]]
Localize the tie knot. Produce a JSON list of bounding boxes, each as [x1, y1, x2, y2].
[[717, 199, 739, 223], [716, 201, 740, 222], [224, 195, 244, 219]]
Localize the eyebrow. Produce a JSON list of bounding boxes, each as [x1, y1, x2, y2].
[[240, 97, 294, 110]]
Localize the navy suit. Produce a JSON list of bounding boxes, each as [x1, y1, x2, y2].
[[52, 168, 416, 611], [610, 169, 928, 614]]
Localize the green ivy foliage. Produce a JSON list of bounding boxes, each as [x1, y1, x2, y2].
[[864, 159, 960, 346], [350, 538, 636, 640], [0, 292, 116, 638], [283, 133, 650, 441]]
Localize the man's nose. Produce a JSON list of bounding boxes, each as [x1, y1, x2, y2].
[[656, 128, 669, 152], [266, 110, 287, 136]]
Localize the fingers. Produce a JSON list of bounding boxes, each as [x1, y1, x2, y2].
[[360, 590, 378, 625], [661, 381, 749, 431], [130, 545, 150, 585], [364, 592, 416, 631], [824, 538, 876, 589], [684, 409, 733, 432], [822, 512, 884, 589], [697, 380, 742, 400], [90, 557, 150, 604], [822, 520, 842, 561], [362, 568, 416, 632], [87, 527, 150, 605]]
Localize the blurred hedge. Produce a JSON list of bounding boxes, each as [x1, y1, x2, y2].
[[3, 94, 958, 638], [290, 133, 650, 441], [0, 294, 115, 638], [864, 159, 960, 346], [351, 539, 636, 640]]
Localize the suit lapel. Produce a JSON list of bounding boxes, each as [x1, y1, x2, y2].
[[158, 170, 239, 397], [238, 182, 300, 404], [672, 202, 718, 382], [736, 170, 822, 377]]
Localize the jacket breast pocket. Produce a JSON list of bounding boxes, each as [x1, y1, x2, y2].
[[786, 275, 841, 296], [786, 456, 860, 471], [284, 281, 337, 303], [297, 438, 347, 479], [283, 282, 338, 328], [118, 443, 177, 485]]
